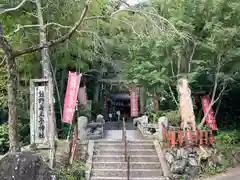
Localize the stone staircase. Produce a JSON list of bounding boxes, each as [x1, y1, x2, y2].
[[90, 140, 165, 180]]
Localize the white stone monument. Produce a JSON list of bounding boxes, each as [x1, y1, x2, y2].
[[30, 79, 50, 146]]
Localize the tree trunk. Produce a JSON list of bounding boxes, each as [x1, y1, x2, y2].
[[153, 92, 159, 114], [36, 0, 56, 168], [94, 82, 100, 102], [93, 68, 103, 102], [0, 37, 20, 152], [139, 87, 145, 114]]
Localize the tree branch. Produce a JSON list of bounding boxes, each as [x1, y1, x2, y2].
[[198, 55, 223, 129], [188, 43, 196, 73], [0, 56, 6, 66], [9, 2, 184, 58], [6, 24, 41, 37], [0, 0, 28, 14], [12, 0, 92, 57], [168, 83, 179, 108]]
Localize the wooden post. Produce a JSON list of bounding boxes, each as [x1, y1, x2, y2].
[[199, 131, 203, 146], [185, 131, 188, 146], [69, 101, 79, 165], [209, 131, 213, 145], [179, 131, 183, 146], [205, 131, 208, 145]]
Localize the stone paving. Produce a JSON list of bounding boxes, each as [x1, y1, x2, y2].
[[102, 130, 143, 140], [104, 121, 136, 130], [103, 120, 143, 140]]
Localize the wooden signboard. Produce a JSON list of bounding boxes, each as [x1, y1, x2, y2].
[[30, 79, 50, 145]]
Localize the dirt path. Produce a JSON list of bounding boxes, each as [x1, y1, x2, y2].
[[196, 167, 240, 180]]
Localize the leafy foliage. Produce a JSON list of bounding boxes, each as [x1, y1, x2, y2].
[[0, 123, 8, 153], [1, 0, 240, 156], [54, 161, 86, 180]]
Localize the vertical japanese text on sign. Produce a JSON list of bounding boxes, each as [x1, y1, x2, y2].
[[36, 86, 46, 140]]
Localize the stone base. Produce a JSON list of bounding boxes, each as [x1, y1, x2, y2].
[[164, 147, 226, 178]]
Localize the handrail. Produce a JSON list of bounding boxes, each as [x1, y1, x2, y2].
[[122, 117, 130, 180], [122, 117, 127, 161], [127, 155, 130, 180], [122, 117, 125, 141]]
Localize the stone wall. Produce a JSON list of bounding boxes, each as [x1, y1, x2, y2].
[[164, 147, 225, 179]]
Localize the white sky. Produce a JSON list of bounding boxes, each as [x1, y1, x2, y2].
[[126, 0, 145, 5]]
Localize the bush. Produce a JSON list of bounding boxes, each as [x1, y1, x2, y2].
[[162, 110, 180, 126], [215, 131, 239, 151], [214, 131, 240, 168], [54, 161, 87, 180], [0, 123, 9, 154]]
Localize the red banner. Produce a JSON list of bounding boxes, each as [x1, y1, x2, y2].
[[78, 86, 87, 104], [62, 72, 81, 123], [130, 87, 138, 117], [201, 96, 217, 130]]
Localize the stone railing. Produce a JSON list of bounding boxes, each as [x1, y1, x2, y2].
[[86, 123, 103, 139], [78, 116, 104, 140], [134, 115, 160, 139]]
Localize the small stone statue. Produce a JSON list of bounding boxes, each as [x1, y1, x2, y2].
[[96, 114, 105, 124]]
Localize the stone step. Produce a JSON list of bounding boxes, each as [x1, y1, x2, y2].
[[96, 149, 157, 156], [94, 140, 153, 144], [94, 143, 154, 150], [90, 177, 166, 180], [92, 162, 162, 169], [91, 169, 163, 177], [92, 155, 159, 162]]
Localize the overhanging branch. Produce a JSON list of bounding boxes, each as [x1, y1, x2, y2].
[[0, 0, 28, 14], [11, 1, 183, 58], [13, 0, 92, 58]]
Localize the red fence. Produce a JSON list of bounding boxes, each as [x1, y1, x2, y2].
[[162, 123, 214, 148]]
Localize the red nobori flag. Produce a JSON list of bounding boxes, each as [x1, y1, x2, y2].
[[62, 72, 81, 123], [78, 86, 87, 104], [130, 87, 138, 117], [201, 96, 217, 130]]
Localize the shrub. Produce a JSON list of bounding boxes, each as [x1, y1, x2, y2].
[[54, 161, 87, 180], [0, 123, 9, 154]]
